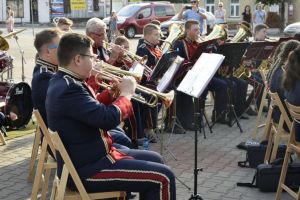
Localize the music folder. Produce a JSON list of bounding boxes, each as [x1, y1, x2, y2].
[[177, 53, 225, 98], [156, 56, 184, 92]]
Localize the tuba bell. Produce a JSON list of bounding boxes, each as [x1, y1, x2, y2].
[[204, 24, 227, 42], [161, 23, 184, 53], [230, 21, 252, 43]]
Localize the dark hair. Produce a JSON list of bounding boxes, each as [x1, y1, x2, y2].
[[119, 29, 125, 35], [283, 47, 300, 91], [185, 19, 199, 31], [57, 33, 93, 67], [268, 40, 300, 84], [254, 24, 268, 33], [243, 5, 251, 14], [34, 29, 61, 53]]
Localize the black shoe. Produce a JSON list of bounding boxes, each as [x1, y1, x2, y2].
[[246, 108, 257, 116]]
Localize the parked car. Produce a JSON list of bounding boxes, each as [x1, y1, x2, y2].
[[160, 11, 215, 36], [284, 22, 300, 36], [103, 2, 175, 38]]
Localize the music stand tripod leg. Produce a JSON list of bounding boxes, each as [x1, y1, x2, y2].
[[189, 97, 203, 200]]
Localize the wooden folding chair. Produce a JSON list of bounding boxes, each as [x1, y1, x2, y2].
[[251, 70, 269, 139], [0, 129, 6, 145], [48, 130, 126, 200], [31, 110, 57, 200], [27, 125, 41, 182], [264, 92, 292, 164], [275, 101, 300, 200]]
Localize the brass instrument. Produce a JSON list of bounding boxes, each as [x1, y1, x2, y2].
[[258, 59, 271, 71], [204, 24, 227, 42], [0, 36, 9, 51], [4, 28, 27, 39], [232, 63, 251, 78], [93, 68, 174, 108], [161, 23, 184, 53], [104, 41, 152, 76], [99, 60, 143, 81], [230, 22, 251, 43]]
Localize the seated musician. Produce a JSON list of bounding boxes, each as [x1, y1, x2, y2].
[[173, 20, 229, 125], [269, 40, 299, 127], [46, 33, 176, 198], [56, 17, 73, 32], [283, 47, 300, 142], [136, 23, 162, 141], [86, 17, 123, 65], [31, 29, 62, 156], [137, 20, 162, 47], [113, 36, 131, 69]]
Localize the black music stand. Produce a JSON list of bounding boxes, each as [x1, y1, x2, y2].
[[177, 53, 225, 200], [213, 42, 250, 132], [244, 41, 279, 62]]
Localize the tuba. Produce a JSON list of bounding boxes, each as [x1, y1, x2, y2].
[[230, 21, 252, 43], [161, 23, 184, 53], [204, 24, 227, 42]]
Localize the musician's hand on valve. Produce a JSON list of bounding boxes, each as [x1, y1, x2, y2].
[[119, 76, 137, 100]]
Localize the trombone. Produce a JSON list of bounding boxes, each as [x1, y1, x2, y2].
[[104, 41, 153, 77], [92, 67, 174, 108]]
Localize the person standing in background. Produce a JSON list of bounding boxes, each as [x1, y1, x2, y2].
[[215, 2, 226, 24], [109, 10, 118, 42], [242, 5, 252, 24], [253, 2, 266, 32], [6, 6, 14, 33], [178, 0, 207, 35]]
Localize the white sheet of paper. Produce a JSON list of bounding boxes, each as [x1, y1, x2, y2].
[[177, 53, 225, 98], [129, 61, 145, 77], [157, 56, 184, 92]]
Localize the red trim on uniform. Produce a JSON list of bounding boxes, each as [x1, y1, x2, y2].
[[91, 170, 170, 200], [113, 96, 133, 120]]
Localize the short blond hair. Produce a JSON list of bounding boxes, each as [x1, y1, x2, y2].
[[143, 23, 160, 36]]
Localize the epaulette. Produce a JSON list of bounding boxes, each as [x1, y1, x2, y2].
[[137, 43, 147, 49], [39, 66, 48, 74], [63, 75, 78, 86]]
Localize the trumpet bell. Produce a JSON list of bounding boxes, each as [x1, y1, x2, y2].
[[230, 22, 251, 43], [0, 36, 9, 51]]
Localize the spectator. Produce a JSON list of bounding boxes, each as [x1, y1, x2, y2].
[[109, 10, 118, 42], [6, 6, 14, 33], [178, 0, 207, 35], [253, 2, 266, 32], [215, 2, 226, 24], [242, 5, 252, 24]]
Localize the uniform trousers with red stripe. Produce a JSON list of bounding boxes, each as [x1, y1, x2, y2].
[[83, 149, 176, 200]]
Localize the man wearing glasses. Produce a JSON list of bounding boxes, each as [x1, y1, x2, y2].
[[178, 0, 207, 35], [86, 17, 123, 65]]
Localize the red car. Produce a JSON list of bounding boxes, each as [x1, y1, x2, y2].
[[103, 2, 175, 38]]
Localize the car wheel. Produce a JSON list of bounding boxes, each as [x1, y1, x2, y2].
[[126, 26, 136, 38]]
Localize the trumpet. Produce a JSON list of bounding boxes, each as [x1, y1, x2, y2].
[[97, 60, 143, 81], [92, 67, 174, 108], [104, 41, 153, 76]]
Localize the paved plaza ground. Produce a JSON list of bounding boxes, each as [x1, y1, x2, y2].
[[0, 26, 295, 200]]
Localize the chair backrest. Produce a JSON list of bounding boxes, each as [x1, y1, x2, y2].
[[285, 100, 300, 145], [269, 92, 292, 130], [33, 109, 56, 159], [48, 130, 91, 200]]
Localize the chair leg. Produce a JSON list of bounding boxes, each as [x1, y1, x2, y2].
[[50, 176, 58, 200], [0, 131, 6, 145], [41, 166, 52, 200], [31, 138, 47, 200], [270, 132, 281, 163], [275, 149, 292, 200], [264, 125, 275, 163], [56, 165, 69, 200], [261, 107, 273, 141], [28, 127, 41, 182]]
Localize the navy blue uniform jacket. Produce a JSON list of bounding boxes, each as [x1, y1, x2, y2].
[[31, 59, 56, 126], [46, 68, 133, 181]]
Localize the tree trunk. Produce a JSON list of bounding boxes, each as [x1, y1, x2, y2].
[[280, 1, 285, 30]]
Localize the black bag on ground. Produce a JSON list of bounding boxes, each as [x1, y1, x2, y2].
[[237, 159, 300, 192], [238, 141, 286, 168]]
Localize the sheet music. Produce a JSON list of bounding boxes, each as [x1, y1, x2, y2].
[[177, 53, 225, 98], [156, 56, 184, 92], [129, 61, 145, 77]]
